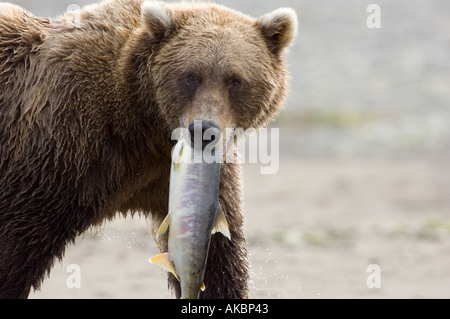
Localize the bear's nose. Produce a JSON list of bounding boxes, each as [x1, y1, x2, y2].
[[189, 120, 222, 150]]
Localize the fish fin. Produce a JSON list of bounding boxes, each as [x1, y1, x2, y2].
[[212, 204, 231, 241], [149, 252, 179, 281], [157, 213, 171, 239], [200, 282, 206, 292]]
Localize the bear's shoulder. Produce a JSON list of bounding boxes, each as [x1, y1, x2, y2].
[[0, 4, 49, 86], [0, 3, 26, 18]]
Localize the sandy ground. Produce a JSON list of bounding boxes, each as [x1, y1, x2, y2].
[[30, 155, 450, 299]]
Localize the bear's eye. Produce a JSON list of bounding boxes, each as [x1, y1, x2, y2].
[[186, 73, 199, 85], [229, 78, 242, 90]]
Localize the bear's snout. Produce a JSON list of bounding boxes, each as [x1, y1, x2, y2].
[[188, 120, 222, 151]]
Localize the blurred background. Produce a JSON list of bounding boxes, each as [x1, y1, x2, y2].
[[9, 0, 450, 298]]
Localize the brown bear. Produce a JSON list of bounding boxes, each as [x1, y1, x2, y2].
[[0, 0, 297, 298]]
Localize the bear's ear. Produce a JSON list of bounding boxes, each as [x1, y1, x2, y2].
[[141, 1, 173, 40], [257, 8, 298, 55]]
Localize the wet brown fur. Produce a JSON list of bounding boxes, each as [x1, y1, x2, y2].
[[0, 0, 297, 298]]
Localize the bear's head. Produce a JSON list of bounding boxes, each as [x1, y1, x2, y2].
[[125, 1, 297, 150]]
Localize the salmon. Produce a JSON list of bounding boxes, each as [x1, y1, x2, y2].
[[150, 138, 230, 299]]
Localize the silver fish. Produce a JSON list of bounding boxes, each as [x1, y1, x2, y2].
[[150, 138, 230, 299]]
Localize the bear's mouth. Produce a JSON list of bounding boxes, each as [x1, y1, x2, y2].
[[173, 118, 229, 164], [187, 119, 222, 151]]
